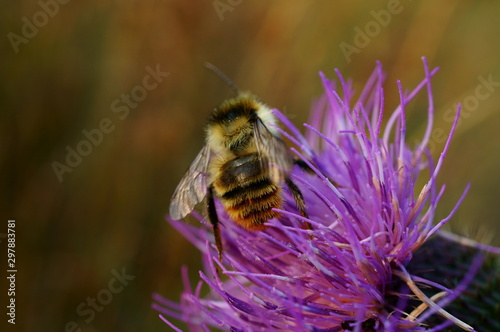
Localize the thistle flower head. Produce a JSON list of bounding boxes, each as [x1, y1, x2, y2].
[[154, 58, 480, 331]]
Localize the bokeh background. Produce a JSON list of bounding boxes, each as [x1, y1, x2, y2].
[[1, 0, 499, 331]]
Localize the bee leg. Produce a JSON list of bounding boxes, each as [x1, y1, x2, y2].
[[207, 185, 223, 262], [294, 159, 314, 174], [294, 158, 342, 188], [285, 177, 312, 231]]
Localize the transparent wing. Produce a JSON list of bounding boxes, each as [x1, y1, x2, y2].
[[169, 145, 210, 220], [254, 118, 293, 184]]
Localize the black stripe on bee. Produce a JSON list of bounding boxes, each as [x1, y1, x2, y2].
[[221, 178, 274, 201], [217, 155, 267, 188], [229, 190, 278, 210]]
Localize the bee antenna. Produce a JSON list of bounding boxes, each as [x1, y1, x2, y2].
[[204, 62, 240, 95]]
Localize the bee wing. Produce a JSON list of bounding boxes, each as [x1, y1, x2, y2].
[[169, 145, 211, 220], [254, 117, 293, 184]]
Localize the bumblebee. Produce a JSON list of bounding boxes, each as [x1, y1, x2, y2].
[[169, 74, 309, 259]]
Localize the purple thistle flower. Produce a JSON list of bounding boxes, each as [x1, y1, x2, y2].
[[153, 58, 485, 331]]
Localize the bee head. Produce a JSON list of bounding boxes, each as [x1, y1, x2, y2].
[[206, 93, 265, 155]]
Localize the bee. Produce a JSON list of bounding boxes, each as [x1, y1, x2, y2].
[[169, 65, 310, 260]]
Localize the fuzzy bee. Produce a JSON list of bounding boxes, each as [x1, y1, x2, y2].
[[169, 68, 309, 259]]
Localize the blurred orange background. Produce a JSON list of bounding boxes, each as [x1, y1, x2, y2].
[[1, 1, 499, 331]]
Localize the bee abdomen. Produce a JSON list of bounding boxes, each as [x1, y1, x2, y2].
[[215, 178, 283, 230], [221, 178, 273, 200]]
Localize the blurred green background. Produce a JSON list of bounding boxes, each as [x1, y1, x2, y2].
[[1, 1, 499, 331]]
